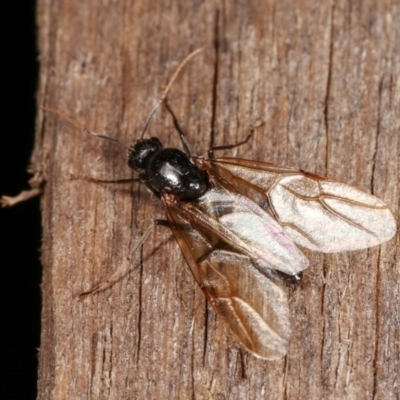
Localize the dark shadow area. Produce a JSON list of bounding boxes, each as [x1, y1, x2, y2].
[[1, 1, 41, 399]]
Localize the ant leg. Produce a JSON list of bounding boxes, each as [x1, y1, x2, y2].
[[79, 219, 169, 297], [208, 132, 254, 159], [70, 174, 140, 185], [164, 100, 192, 156], [154, 219, 171, 228]]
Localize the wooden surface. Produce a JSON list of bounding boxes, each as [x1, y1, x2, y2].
[[36, 1, 399, 399]]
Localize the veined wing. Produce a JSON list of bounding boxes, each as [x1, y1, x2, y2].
[[164, 186, 309, 277], [163, 188, 297, 359], [204, 157, 396, 252]]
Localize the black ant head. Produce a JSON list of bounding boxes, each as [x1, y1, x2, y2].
[[128, 137, 163, 172]]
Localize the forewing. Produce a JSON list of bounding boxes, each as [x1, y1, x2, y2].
[[207, 157, 396, 252], [165, 187, 309, 277], [164, 198, 291, 359]]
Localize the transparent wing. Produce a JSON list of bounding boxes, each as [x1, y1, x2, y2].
[[206, 157, 396, 252], [163, 195, 291, 359]]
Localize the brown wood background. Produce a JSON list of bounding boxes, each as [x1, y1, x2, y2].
[[35, 0, 399, 399]]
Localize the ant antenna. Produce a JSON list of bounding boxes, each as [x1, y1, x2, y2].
[[41, 107, 131, 151], [42, 48, 202, 146], [139, 47, 202, 139]]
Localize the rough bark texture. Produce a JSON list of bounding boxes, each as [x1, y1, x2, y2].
[[36, 1, 399, 399]]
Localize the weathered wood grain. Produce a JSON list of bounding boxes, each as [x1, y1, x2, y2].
[[36, 0, 399, 399]]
